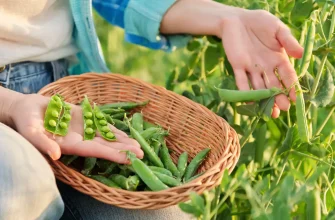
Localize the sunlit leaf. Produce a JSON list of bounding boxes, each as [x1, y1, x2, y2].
[[311, 69, 335, 107]]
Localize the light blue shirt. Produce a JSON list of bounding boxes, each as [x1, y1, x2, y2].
[[68, 0, 191, 75]]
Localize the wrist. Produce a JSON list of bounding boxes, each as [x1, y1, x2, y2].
[[0, 87, 24, 129]]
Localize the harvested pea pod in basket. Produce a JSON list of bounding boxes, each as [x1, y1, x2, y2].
[[38, 73, 240, 210]]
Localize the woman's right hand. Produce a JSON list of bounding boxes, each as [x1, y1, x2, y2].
[[9, 93, 143, 163]]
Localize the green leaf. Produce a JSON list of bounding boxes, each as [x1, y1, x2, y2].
[[177, 66, 189, 83], [279, 0, 295, 13], [190, 192, 205, 213], [291, 0, 314, 22], [182, 91, 196, 101], [231, 124, 245, 135], [236, 103, 259, 117], [187, 40, 201, 51], [205, 46, 220, 72], [220, 75, 237, 90], [220, 169, 231, 191], [166, 69, 177, 91], [311, 69, 335, 107], [178, 203, 202, 217], [307, 143, 327, 158], [192, 84, 202, 96], [259, 97, 275, 121], [306, 166, 328, 189], [207, 36, 221, 44], [277, 125, 300, 155]]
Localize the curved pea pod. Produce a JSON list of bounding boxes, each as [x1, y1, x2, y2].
[[110, 174, 140, 191], [140, 127, 168, 140], [151, 140, 161, 156], [184, 148, 210, 181], [216, 87, 282, 102], [93, 104, 116, 141], [60, 155, 78, 166], [177, 152, 188, 178], [44, 94, 63, 134], [90, 175, 121, 189], [110, 112, 130, 120], [295, 85, 309, 143], [148, 166, 173, 177], [81, 157, 97, 176], [127, 175, 140, 191], [305, 190, 321, 220], [132, 113, 144, 132], [104, 115, 129, 131], [143, 121, 159, 130], [99, 100, 149, 111], [299, 19, 315, 77], [81, 95, 97, 140], [55, 102, 72, 136], [101, 108, 125, 115], [184, 172, 204, 183], [160, 143, 180, 178], [128, 122, 164, 168], [127, 151, 169, 191], [152, 171, 181, 187]]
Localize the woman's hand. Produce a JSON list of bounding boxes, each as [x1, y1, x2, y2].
[[218, 9, 304, 118], [161, 0, 304, 118], [9, 94, 143, 163]]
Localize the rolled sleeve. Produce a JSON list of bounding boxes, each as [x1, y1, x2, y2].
[[93, 0, 191, 52]]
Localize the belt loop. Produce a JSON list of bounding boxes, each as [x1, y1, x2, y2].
[[0, 64, 12, 87]]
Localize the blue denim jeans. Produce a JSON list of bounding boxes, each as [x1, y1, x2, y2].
[[0, 60, 192, 220]]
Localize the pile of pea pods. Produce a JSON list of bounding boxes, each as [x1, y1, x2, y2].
[[44, 94, 210, 192]]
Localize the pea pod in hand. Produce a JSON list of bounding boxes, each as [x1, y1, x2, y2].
[[43, 94, 64, 134], [216, 87, 283, 102], [93, 104, 116, 141]]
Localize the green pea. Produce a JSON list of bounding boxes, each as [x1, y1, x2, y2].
[[51, 110, 59, 118], [96, 112, 104, 119], [85, 128, 94, 134], [106, 132, 115, 139], [102, 126, 110, 132], [60, 122, 67, 129], [86, 119, 93, 126], [56, 101, 63, 108], [84, 112, 93, 118], [64, 114, 71, 121], [49, 120, 57, 127], [65, 104, 72, 110], [99, 120, 107, 125], [53, 95, 61, 102]]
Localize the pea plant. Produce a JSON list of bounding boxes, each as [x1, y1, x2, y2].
[[167, 0, 335, 219]]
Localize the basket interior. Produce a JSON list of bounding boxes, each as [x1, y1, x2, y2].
[[40, 74, 236, 174]]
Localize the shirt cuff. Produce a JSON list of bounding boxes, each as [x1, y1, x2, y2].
[[124, 0, 191, 52]]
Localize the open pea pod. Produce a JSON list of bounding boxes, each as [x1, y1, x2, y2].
[[55, 102, 72, 136], [81, 95, 97, 140], [44, 94, 64, 134], [93, 104, 116, 141]]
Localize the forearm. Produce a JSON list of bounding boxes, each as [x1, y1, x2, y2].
[[0, 87, 23, 127], [160, 0, 242, 38]]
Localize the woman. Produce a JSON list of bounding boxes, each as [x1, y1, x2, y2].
[[0, 0, 303, 219]]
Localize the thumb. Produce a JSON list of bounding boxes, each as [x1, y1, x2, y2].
[[277, 25, 304, 58], [26, 129, 61, 160]]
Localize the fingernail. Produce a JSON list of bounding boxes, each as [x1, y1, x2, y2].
[[47, 150, 56, 160]]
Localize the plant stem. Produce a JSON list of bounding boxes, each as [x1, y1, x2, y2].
[[292, 150, 335, 169], [315, 106, 335, 136], [255, 123, 267, 167], [287, 109, 291, 127], [306, 54, 328, 112], [240, 117, 260, 148], [323, 173, 335, 203]]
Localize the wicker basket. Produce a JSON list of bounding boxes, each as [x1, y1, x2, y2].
[[38, 73, 240, 210]]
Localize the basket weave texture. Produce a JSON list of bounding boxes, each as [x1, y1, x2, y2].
[[38, 73, 240, 210]]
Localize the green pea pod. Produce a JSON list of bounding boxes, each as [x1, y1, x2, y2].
[[177, 152, 188, 178], [60, 155, 78, 166], [109, 174, 130, 190], [299, 19, 316, 77], [184, 172, 204, 183], [140, 127, 166, 140], [44, 94, 63, 134], [101, 108, 125, 115], [118, 164, 136, 173], [128, 123, 164, 168], [99, 100, 149, 111], [98, 162, 117, 176], [160, 143, 181, 178], [152, 171, 181, 187], [81, 95, 97, 140], [90, 175, 121, 188], [104, 114, 129, 131], [184, 148, 210, 181], [110, 112, 130, 120], [152, 140, 161, 156], [81, 157, 97, 176], [295, 85, 309, 143], [143, 121, 158, 130], [55, 101, 72, 136], [94, 104, 116, 141], [127, 151, 169, 191], [132, 113, 144, 132], [96, 159, 112, 170], [305, 190, 321, 220], [127, 175, 140, 191], [148, 166, 173, 177], [216, 87, 282, 103], [119, 169, 131, 177]]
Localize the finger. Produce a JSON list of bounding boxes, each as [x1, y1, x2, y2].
[[62, 140, 133, 164], [234, 69, 250, 91], [93, 136, 143, 158], [277, 61, 298, 102], [272, 104, 281, 118], [249, 72, 266, 90], [276, 25, 304, 58], [264, 69, 291, 111], [27, 129, 61, 160]]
